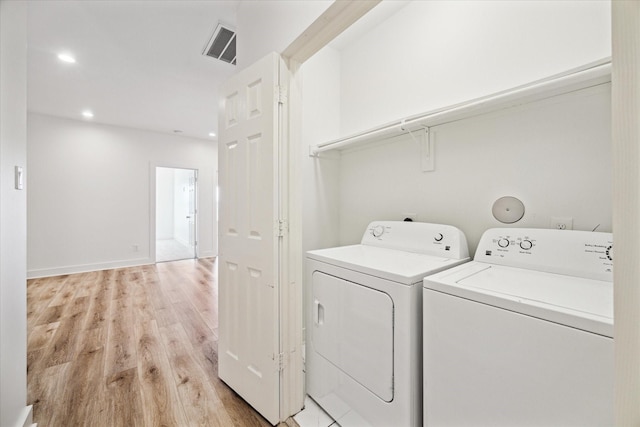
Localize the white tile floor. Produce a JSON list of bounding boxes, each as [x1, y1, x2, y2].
[[156, 238, 194, 263], [294, 396, 337, 427]]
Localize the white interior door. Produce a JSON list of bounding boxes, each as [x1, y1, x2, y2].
[[186, 170, 197, 253], [173, 168, 197, 256], [218, 52, 285, 424], [155, 167, 197, 262]]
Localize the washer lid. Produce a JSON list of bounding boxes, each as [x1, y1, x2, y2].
[[307, 244, 469, 285], [423, 262, 613, 337]]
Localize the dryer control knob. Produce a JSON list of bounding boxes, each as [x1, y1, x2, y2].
[[498, 238, 510, 248], [520, 240, 533, 250], [372, 225, 385, 238], [434, 233, 444, 242]]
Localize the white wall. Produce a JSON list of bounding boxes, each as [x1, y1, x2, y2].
[[27, 113, 218, 278], [300, 46, 343, 253], [299, 0, 612, 253], [338, 84, 612, 254], [339, 0, 611, 136], [236, 0, 332, 69], [0, 1, 30, 426]]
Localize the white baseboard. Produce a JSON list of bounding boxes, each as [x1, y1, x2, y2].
[[197, 250, 217, 258], [27, 257, 154, 279]]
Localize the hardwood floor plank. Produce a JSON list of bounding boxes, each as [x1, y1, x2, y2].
[[49, 327, 108, 427], [47, 276, 77, 307], [28, 275, 65, 308], [172, 300, 213, 348], [105, 368, 144, 427], [160, 323, 235, 426], [28, 362, 73, 424], [73, 271, 100, 298], [140, 266, 171, 312], [156, 263, 188, 304], [41, 308, 86, 368], [27, 321, 60, 351], [199, 304, 219, 334], [83, 285, 112, 331], [62, 295, 90, 318], [112, 269, 132, 300], [34, 304, 65, 327], [155, 306, 179, 327], [104, 297, 137, 377], [135, 319, 189, 426]]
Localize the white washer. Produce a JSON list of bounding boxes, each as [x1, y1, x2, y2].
[[423, 228, 614, 427], [306, 221, 470, 427]]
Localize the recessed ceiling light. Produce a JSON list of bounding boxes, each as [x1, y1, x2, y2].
[[209, 132, 216, 137], [58, 53, 76, 64], [82, 110, 94, 119]]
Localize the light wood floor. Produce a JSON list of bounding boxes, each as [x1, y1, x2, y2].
[[27, 258, 299, 427]]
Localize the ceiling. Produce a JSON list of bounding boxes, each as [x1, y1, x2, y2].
[[27, 0, 410, 142], [27, 0, 239, 141]]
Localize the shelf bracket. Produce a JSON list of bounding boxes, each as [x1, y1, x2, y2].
[[420, 127, 435, 172]]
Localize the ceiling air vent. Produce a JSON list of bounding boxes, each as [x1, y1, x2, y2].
[[203, 24, 236, 65]]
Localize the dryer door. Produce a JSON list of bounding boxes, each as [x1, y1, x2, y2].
[[311, 272, 394, 402]]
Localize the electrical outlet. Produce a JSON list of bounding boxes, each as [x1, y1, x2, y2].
[[551, 217, 573, 230], [403, 212, 418, 222]]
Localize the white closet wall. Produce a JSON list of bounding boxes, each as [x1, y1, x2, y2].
[[339, 85, 612, 254], [300, 0, 612, 252], [339, 0, 611, 136], [300, 47, 343, 252]]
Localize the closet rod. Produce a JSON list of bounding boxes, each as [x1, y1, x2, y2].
[[310, 61, 611, 157]]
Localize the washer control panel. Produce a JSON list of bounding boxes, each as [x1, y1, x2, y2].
[[476, 228, 613, 282], [362, 221, 470, 260]]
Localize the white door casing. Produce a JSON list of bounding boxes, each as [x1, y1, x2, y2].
[[218, 52, 289, 424]]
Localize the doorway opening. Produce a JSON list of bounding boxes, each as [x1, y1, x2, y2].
[[156, 166, 198, 262]]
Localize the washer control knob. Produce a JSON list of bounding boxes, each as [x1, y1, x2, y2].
[[434, 233, 444, 242], [520, 240, 533, 250], [498, 238, 510, 248], [372, 225, 385, 238]]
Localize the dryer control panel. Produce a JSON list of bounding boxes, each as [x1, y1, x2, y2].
[[362, 221, 469, 260], [475, 228, 613, 282]]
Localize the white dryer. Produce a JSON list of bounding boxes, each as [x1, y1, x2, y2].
[[306, 221, 470, 427], [423, 228, 614, 426]]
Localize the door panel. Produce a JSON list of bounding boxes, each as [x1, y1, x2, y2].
[[218, 52, 282, 424], [311, 272, 394, 402]]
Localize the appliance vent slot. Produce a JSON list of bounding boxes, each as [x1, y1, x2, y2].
[[203, 24, 236, 65]]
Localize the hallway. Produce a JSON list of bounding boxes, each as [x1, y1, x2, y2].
[[26, 259, 295, 426]]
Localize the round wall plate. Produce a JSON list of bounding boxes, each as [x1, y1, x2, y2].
[[492, 196, 525, 224]]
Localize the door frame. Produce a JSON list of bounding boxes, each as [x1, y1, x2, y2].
[[277, 2, 381, 419], [149, 162, 199, 263]]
